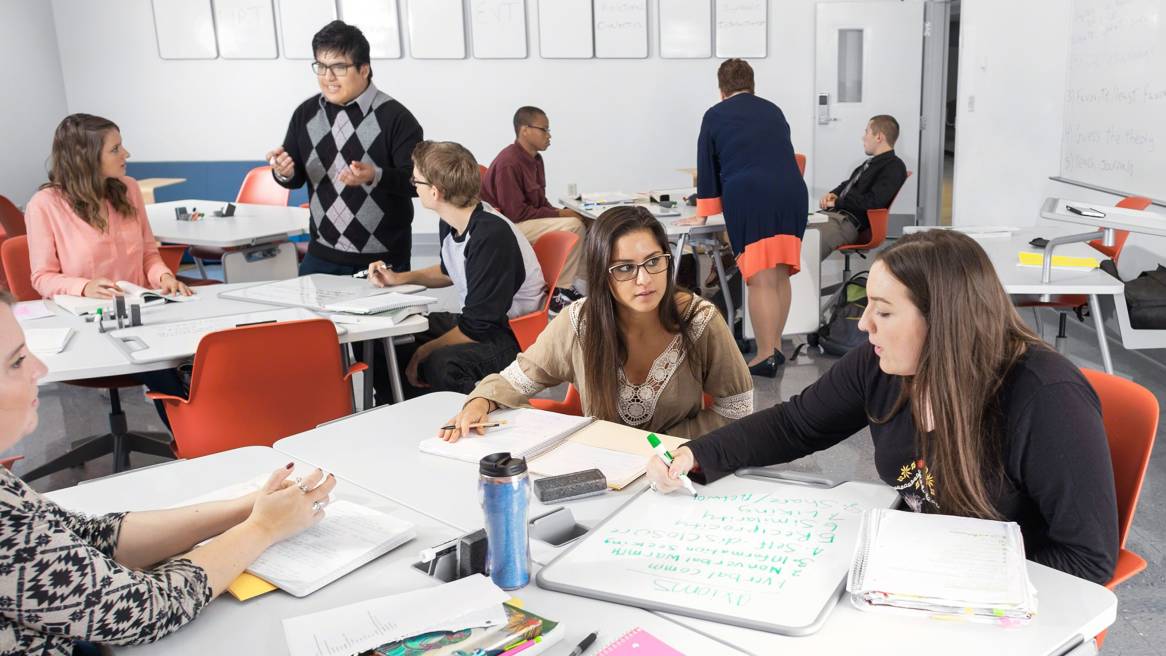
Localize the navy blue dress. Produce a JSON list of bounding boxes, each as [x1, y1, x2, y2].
[[696, 93, 808, 280]]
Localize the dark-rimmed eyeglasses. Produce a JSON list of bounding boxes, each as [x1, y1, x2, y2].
[[409, 177, 432, 188], [312, 61, 356, 77], [608, 254, 671, 281], [525, 124, 551, 135]]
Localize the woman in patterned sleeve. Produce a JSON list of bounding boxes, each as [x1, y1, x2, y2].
[[441, 205, 753, 441], [0, 291, 337, 656]]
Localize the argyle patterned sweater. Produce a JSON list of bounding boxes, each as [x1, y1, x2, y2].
[[277, 84, 423, 268]]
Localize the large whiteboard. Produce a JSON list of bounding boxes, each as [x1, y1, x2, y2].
[[407, 0, 466, 59], [538, 476, 900, 634], [338, 0, 402, 59], [715, 0, 767, 58], [279, 0, 337, 60], [537, 0, 593, 59], [214, 0, 279, 59], [660, 0, 712, 59], [594, 0, 648, 59], [152, 0, 218, 59], [470, 0, 528, 59], [1059, 0, 1166, 199]]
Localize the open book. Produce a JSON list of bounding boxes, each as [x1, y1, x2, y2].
[[53, 281, 195, 316], [846, 508, 1037, 623], [417, 407, 687, 490]]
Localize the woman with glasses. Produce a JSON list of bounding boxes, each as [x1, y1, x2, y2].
[[440, 206, 753, 441]]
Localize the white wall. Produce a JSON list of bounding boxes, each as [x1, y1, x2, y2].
[[0, 0, 68, 206], [49, 0, 818, 234]]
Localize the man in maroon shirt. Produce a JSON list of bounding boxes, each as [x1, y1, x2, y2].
[[481, 106, 587, 310]]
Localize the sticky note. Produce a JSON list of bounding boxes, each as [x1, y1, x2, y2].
[[1017, 251, 1099, 269], [228, 572, 278, 601]]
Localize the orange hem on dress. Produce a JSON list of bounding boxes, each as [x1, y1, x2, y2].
[[737, 234, 802, 282], [696, 197, 723, 217]]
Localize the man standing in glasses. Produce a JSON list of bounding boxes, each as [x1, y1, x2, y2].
[[267, 20, 423, 276], [481, 106, 587, 312]]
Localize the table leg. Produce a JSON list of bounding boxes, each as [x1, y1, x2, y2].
[[383, 336, 405, 404], [671, 233, 689, 285], [359, 342, 374, 410], [1089, 295, 1114, 374], [713, 241, 735, 326]]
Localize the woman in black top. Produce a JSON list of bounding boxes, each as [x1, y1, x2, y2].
[[648, 230, 1119, 584]]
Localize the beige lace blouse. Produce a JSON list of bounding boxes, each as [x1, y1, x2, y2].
[[469, 296, 754, 438]]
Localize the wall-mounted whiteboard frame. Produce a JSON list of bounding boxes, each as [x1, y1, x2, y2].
[[279, 0, 338, 60], [594, 0, 648, 59], [537, 0, 594, 59], [338, 0, 402, 59], [715, 0, 767, 58], [152, 0, 218, 59], [659, 0, 711, 59], [470, 0, 528, 59], [407, 0, 467, 59], [214, 0, 279, 59]]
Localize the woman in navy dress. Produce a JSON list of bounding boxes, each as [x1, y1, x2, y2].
[[680, 59, 808, 376]]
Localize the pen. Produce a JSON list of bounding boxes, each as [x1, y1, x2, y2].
[[353, 263, 393, 279], [646, 433, 697, 497], [568, 631, 598, 656], [236, 319, 277, 327], [438, 420, 509, 431]]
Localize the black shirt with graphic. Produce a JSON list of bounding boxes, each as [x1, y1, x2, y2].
[[685, 344, 1119, 585]]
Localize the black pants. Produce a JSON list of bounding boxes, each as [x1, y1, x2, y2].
[[395, 312, 520, 399], [133, 369, 186, 430]]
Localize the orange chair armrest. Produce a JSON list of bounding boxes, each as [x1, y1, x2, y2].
[[344, 362, 369, 381], [530, 398, 583, 416], [145, 391, 188, 404], [1106, 549, 1147, 589]]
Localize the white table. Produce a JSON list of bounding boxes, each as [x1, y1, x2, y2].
[[45, 446, 750, 655], [273, 393, 1117, 655]]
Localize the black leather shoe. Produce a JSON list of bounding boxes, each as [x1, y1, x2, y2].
[[748, 349, 786, 378]]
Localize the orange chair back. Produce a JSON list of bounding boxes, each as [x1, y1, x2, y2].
[[0, 195, 26, 237], [1, 236, 40, 301], [1089, 196, 1152, 262], [158, 245, 187, 275], [838, 171, 912, 252], [236, 165, 290, 206], [510, 231, 581, 351], [794, 153, 807, 177], [156, 319, 362, 459], [478, 164, 488, 181]]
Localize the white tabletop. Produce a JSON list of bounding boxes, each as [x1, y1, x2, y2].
[[147, 200, 309, 247], [45, 446, 750, 655], [21, 282, 428, 384], [1041, 197, 1166, 237]]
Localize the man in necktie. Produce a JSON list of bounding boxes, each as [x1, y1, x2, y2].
[[814, 115, 909, 260]]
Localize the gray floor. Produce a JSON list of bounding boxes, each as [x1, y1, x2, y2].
[[2, 278, 1163, 653]]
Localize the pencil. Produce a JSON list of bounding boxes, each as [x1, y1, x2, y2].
[[439, 420, 509, 431]]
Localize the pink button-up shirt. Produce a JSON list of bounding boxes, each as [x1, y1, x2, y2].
[[26, 177, 171, 298]]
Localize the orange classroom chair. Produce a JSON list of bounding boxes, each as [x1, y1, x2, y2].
[[191, 165, 291, 278], [1079, 368, 1158, 648], [148, 319, 366, 459], [1, 236, 39, 302], [794, 153, 807, 177], [836, 171, 912, 282], [0, 194, 26, 237], [1, 456, 23, 471], [509, 231, 580, 351]]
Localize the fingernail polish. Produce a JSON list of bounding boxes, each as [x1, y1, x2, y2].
[[285, 462, 294, 469]]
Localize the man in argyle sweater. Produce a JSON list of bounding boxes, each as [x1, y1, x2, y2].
[[268, 20, 423, 275]]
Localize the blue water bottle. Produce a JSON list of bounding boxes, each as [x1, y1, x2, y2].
[[478, 452, 531, 590]]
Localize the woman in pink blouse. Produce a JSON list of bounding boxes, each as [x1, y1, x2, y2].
[[26, 114, 191, 299]]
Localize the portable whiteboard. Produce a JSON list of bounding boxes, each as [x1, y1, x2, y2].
[[338, 0, 402, 58], [659, 0, 711, 59], [537, 471, 900, 635], [537, 0, 593, 59], [278, 0, 338, 60], [152, 0, 218, 60], [594, 0, 648, 59], [220, 274, 424, 312], [214, 0, 279, 59], [715, 0, 767, 58], [408, 0, 467, 59], [470, 0, 527, 59]]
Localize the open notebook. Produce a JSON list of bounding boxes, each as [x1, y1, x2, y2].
[[53, 281, 195, 316], [417, 407, 687, 490]]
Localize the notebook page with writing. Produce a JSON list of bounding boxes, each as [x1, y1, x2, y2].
[[417, 408, 593, 463]]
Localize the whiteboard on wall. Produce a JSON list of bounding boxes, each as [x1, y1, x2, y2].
[[715, 0, 766, 58], [152, 0, 218, 59], [1059, 0, 1166, 200], [408, 0, 467, 59], [537, 0, 593, 59], [214, 0, 279, 59], [470, 0, 527, 59], [279, 0, 338, 60], [594, 0, 648, 59], [660, 0, 711, 59], [338, 0, 402, 59]]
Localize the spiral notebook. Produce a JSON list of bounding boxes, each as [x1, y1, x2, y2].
[[596, 628, 684, 656]]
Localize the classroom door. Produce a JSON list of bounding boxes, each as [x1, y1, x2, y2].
[[814, 1, 924, 218]]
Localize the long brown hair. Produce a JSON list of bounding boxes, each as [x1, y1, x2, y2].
[[874, 230, 1044, 519], [580, 206, 696, 423], [42, 114, 134, 231]]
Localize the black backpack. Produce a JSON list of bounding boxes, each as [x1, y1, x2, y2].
[[811, 272, 869, 356], [1119, 264, 1166, 329]]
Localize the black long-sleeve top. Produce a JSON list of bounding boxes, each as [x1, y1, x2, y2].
[[686, 344, 1119, 585], [830, 150, 908, 231]]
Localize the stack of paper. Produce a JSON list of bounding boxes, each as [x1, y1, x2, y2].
[[847, 509, 1037, 624], [418, 407, 594, 463], [24, 328, 74, 354]]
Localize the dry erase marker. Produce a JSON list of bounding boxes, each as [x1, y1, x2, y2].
[[647, 433, 697, 496]]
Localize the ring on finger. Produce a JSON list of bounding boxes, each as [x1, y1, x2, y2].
[[649, 481, 658, 491], [312, 500, 326, 513], [297, 480, 311, 493]]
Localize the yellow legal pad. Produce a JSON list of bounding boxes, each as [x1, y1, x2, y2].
[[227, 572, 278, 601], [1017, 251, 1100, 269]]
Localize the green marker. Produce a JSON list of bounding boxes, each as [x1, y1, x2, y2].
[[646, 433, 697, 496]]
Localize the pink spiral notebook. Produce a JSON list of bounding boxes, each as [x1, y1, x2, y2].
[[596, 628, 685, 656]]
